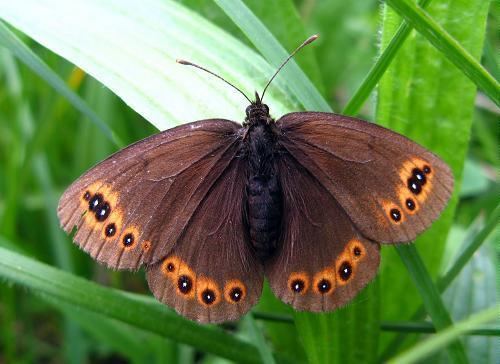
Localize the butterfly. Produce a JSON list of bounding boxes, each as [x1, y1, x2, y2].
[[57, 35, 454, 323]]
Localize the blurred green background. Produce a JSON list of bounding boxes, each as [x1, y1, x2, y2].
[[0, 0, 498, 363]]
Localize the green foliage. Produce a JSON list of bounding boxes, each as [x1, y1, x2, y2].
[[0, 0, 497, 363], [0, 246, 263, 363]]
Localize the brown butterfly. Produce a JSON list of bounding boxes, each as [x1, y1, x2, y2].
[[57, 35, 453, 323]]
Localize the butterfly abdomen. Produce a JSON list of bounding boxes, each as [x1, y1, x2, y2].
[[245, 123, 282, 260]]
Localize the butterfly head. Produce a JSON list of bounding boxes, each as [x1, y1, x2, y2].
[[244, 92, 272, 126]]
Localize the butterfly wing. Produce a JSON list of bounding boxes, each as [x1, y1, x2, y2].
[[266, 153, 380, 311], [59, 119, 263, 322], [276, 112, 454, 243], [58, 119, 245, 270], [147, 156, 263, 323]]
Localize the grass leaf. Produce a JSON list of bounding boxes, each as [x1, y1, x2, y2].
[[244, 315, 277, 364], [0, 247, 264, 364], [0, 21, 120, 146], [214, 0, 331, 112], [381, 204, 500, 359], [385, 0, 499, 106], [388, 305, 500, 364], [0, 0, 295, 130], [381, 321, 500, 336], [438, 203, 500, 290], [342, 0, 432, 116], [396, 245, 468, 362]]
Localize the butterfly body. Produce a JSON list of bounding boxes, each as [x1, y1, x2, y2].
[[244, 101, 282, 260]]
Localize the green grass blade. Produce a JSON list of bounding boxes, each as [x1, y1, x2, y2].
[[396, 245, 468, 363], [342, 0, 432, 116], [388, 305, 500, 364], [293, 282, 380, 364], [0, 247, 264, 364], [214, 0, 331, 112], [43, 296, 152, 363], [437, 203, 500, 291], [440, 231, 498, 363], [33, 156, 73, 271], [244, 315, 277, 364], [381, 321, 500, 336], [0, 0, 294, 130], [0, 21, 120, 147], [386, 0, 500, 106], [233, 0, 325, 92], [381, 204, 500, 359], [0, 234, 175, 363], [254, 314, 500, 337]]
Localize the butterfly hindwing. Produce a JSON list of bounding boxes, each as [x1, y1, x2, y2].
[[277, 112, 454, 244], [266, 154, 380, 311], [147, 156, 264, 323], [57, 119, 244, 270]]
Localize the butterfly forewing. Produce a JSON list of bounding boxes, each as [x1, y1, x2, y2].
[[266, 154, 380, 311], [277, 112, 454, 244], [57, 119, 244, 270], [147, 156, 264, 323]]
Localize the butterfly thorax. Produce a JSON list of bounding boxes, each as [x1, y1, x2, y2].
[[244, 102, 282, 261]]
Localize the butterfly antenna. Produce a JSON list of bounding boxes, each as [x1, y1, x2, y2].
[[260, 34, 319, 102], [176, 59, 253, 104]]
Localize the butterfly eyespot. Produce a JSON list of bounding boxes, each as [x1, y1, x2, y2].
[[161, 256, 182, 277], [95, 202, 111, 221], [346, 239, 365, 261], [224, 279, 247, 304], [398, 157, 434, 192], [407, 177, 422, 194], [177, 275, 193, 295], [313, 269, 335, 295], [291, 279, 305, 293], [390, 208, 402, 222], [88, 193, 104, 211], [201, 289, 217, 305], [338, 261, 352, 282], [317, 279, 332, 294], [287, 272, 309, 295], [405, 198, 416, 211], [412, 168, 426, 186], [104, 223, 116, 237], [122, 233, 134, 247], [229, 287, 243, 302], [197, 278, 221, 306], [353, 246, 362, 257], [83, 191, 91, 201]]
